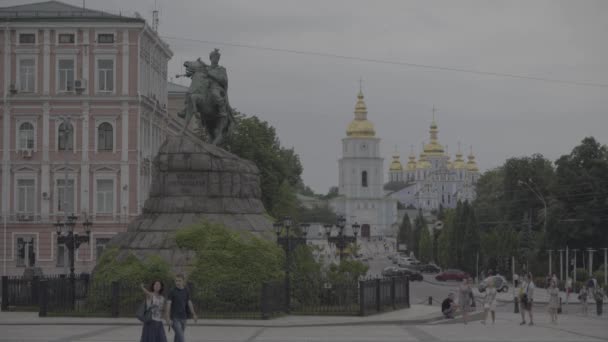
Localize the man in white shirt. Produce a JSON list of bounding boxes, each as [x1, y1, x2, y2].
[[520, 272, 535, 326]]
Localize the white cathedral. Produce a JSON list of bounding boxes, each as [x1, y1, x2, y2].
[[328, 89, 481, 238], [387, 119, 481, 211]]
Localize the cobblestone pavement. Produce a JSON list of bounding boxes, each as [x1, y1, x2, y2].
[[1, 310, 606, 342]]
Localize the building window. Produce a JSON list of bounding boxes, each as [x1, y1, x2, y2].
[[17, 179, 35, 213], [97, 59, 114, 92], [18, 122, 35, 150], [56, 243, 66, 267], [95, 238, 111, 260], [19, 33, 36, 44], [58, 122, 74, 151], [56, 179, 75, 214], [16, 237, 36, 267], [58, 59, 75, 92], [361, 171, 368, 188], [97, 122, 113, 151], [19, 58, 35, 92], [58, 33, 75, 44], [96, 179, 114, 214], [97, 33, 114, 43]]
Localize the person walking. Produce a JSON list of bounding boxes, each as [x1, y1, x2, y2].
[[594, 286, 604, 316], [458, 278, 472, 324], [140, 281, 168, 342], [481, 278, 498, 325], [513, 273, 519, 288], [165, 274, 198, 342], [565, 277, 573, 309], [548, 280, 559, 324], [578, 286, 589, 316], [519, 272, 535, 326]]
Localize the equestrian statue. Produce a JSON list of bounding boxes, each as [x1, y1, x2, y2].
[[177, 49, 235, 145]]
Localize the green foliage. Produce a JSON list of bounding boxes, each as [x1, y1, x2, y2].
[[480, 225, 518, 275], [593, 270, 606, 287], [295, 204, 337, 225], [220, 112, 304, 215], [462, 202, 481, 274], [327, 259, 369, 284], [271, 181, 298, 219], [418, 226, 433, 263], [93, 247, 172, 285], [437, 209, 456, 268], [322, 186, 340, 200], [290, 245, 324, 306], [397, 214, 413, 247], [575, 268, 588, 282], [175, 220, 284, 309], [412, 209, 426, 258]]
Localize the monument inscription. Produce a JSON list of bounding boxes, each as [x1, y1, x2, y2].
[[166, 172, 208, 195]]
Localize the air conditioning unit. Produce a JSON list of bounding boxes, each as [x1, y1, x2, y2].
[[21, 149, 33, 158], [74, 79, 86, 94]]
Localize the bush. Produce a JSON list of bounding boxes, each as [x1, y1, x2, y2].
[[175, 220, 284, 310]]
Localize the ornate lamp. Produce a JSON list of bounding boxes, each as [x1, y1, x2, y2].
[[352, 222, 361, 238], [323, 224, 333, 237]]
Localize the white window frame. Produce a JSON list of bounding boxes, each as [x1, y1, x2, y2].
[[95, 56, 116, 94], [17, 30, 37, 45], [56, 242, 67, 268], [15, 234, 38, 268], [54, 118, 77, 153], [93, 174, 117, 216], [56, 55, 76, 93], [14, 174, 37, 215], [53, 175, 77, 215], [56, 29, 76, 45], [15, 116, 38, 152], [17, 55, 37, 93], [94, 118, 116, 153], [95, 31, 116, 44]]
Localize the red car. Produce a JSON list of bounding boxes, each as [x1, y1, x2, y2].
[[435, 269, 470, 281]]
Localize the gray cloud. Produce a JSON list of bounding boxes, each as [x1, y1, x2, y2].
[[4, 0, 607, 193]]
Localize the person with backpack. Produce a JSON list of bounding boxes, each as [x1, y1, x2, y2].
[[594, 286, 604, 316], [519, 272, 535, 326], [165, 274, 198, 342], [139, 280, 168, 342]]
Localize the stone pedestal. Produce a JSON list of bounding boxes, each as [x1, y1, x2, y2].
[[109, 136, 273, 273]]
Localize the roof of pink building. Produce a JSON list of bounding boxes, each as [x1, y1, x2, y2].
[[0, 0, 144, 22]]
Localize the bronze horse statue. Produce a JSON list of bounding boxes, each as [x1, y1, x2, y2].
[[178, 50, 234, 145]]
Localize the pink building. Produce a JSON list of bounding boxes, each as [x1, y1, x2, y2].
[[0, 1, 181, 277]]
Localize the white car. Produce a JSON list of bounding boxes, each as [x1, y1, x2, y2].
[[398, 257, 415, 267]]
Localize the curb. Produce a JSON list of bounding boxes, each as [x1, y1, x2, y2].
[[0, 315, 445, 328]]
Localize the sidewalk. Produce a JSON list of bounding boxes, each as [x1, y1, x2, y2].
[[0, 304, 443, 327]]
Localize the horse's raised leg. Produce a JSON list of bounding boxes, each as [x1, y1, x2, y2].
[[180, 94, 200, 134]]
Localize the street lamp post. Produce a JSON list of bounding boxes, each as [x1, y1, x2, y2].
[[547, 249, 553, 276], [572, 249, 578, 284], [54, 214, 92, 308], [324, 216, 360, 262], [517, 179, 547, 233], [274, 217, 309, 313], [558, 249, 564, 281], [587, 248, 596, 277]]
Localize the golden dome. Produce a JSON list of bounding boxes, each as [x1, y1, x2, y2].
[[453, 151, 466, 169], [466, 148, 479, 172], [417, 152, 431, 169], [406, 149, 417, 171], [346, 91, 375, 137], [389, 154, 403, 171], [423, 119, 444, 156]]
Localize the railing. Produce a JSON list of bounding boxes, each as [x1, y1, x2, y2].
[[2, 275, 410, 318], [359, 276, 410, 316]]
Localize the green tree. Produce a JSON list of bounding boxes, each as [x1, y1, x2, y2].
[[220, 112, 303, 215], [295, 204, 337, 225], [462, 201, 481, 274], [271, 180, 298, 219], [551, 137, 608, 249], [418, 225, 433, 263], [397, 214, 413, 247], [412, 209, 426, 258], [437, 209, 456, 268]]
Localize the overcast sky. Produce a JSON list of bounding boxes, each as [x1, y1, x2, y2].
[[6, 0, 608, 194]]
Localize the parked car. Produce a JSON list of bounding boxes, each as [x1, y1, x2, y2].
[[397, 257, 417, 267], [435, 269, 470, 281], [381, 266, 423, 281], [478, 275, 509, 293], [418, 263, 441, 274]]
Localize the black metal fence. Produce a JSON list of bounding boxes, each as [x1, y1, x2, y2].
[[2, 275, 409, 319]]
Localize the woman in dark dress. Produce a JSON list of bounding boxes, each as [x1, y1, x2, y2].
[[140, 281, 168, 342]]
